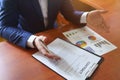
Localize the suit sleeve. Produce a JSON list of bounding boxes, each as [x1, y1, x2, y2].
[[60, 0, 86, 26], [0, 0, 32, 48]]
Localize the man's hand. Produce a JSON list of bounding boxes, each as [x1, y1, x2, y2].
[[87, 10, 110, 32], [34, 36, 61, 61]]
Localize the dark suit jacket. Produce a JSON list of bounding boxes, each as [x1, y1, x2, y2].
[[0, 0, 84, 48]]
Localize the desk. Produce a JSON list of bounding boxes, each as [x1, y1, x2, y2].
[[0, 0, 120, 80]]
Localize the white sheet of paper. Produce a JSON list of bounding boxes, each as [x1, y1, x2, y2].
[[32, 38, 102, 80], [63, 26, 117, 55]]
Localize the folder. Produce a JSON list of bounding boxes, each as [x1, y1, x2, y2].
[[32, 38, 103, 80]]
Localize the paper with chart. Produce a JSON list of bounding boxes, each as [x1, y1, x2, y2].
[[63, 26, 117, 56], [32, 38, 102, 80]]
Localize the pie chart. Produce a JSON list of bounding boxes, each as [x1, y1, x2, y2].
[[76, 41, 87, 48], [88, 36, 96, 40]]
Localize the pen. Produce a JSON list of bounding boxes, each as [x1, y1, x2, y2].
[[38, 39, 61, 60], [39, 40, 52, 53]]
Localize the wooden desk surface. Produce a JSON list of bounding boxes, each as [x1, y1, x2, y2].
[[0, 0, 120, 80]]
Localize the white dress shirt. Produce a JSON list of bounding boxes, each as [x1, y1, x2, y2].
[[38, 0, 48, 27], [27, 0, 89, 48]]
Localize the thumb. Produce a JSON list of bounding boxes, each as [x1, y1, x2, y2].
[[97, 10, 108, 14]]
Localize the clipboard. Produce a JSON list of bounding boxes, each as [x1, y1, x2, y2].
[[32, 38, 103, 80]]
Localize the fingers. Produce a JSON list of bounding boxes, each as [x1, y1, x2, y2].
[[37, 35, 46, 42], [34, 36, 61, 60], [87, 10, 110, 33], [44, 52, 61, 60], [97, 10, 108, 14], [38, 43, 60, 60], [100, 20, 110, 33], [92, 10, 108, 14]]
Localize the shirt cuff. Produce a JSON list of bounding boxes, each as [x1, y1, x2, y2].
[[80, 12, 89, 23], [27, 35, 37, 48]]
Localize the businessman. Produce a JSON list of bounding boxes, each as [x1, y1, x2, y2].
[[0, 0, 109, 60]]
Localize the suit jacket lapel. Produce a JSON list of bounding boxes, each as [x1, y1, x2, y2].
[[32, 0, 43, 19]]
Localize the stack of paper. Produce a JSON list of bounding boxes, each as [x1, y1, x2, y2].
[[63, 26, 117, 56]]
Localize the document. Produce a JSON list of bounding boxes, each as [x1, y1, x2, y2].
[[32, 38, 102, 80], [63, 26, 117, 55]]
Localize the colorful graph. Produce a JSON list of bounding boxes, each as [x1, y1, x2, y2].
[[94, 40, 111, 48], [85, 47, 95, 53], [76, 41, 87, 48], [88, 36, 96, 40]]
